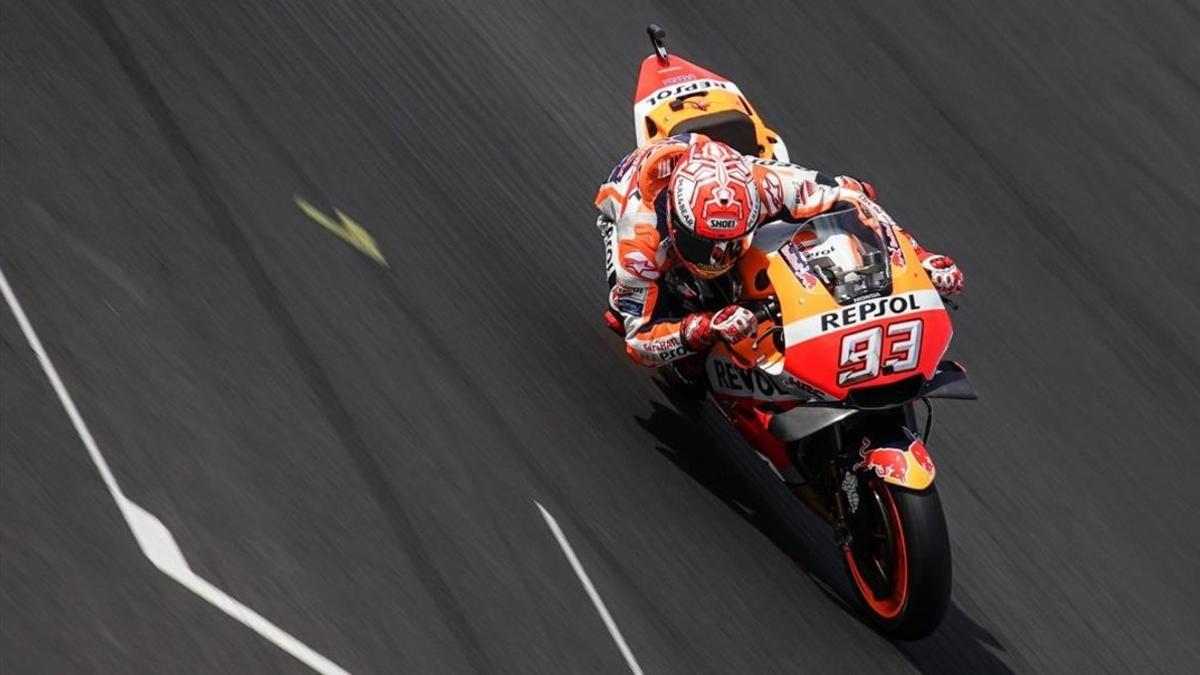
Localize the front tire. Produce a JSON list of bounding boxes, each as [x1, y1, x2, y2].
[[842, 480, 951, 640]]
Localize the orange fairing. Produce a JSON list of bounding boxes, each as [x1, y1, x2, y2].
[[633, 53, 724, 102], [724, 315, 783, 372], [632, 54, 786, 160], [734, 247, 775, 300], [771, 226, 953, 401]]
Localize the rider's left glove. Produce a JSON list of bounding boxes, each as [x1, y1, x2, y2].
[[922, 255, 964, 296], [680, 306, 758, 351], [711, 305, 757, 344]]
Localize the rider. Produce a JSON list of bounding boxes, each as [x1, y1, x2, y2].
[[596, 134, 964, 366]]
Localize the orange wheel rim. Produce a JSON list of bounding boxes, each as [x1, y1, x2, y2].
[[843, 482, 909, 620]]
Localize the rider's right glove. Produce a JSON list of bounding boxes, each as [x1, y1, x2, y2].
[[681, 306, 758, 350]]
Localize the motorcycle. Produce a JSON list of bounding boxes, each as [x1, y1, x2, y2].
[[627, 26, 977, 639]]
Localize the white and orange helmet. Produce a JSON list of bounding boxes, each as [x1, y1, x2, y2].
[[667, 141, 762, 279]]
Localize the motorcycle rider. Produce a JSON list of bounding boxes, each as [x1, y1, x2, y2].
[[596, 134, 964, 367]]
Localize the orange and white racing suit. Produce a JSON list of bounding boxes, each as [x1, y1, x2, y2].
[[596, 134, 946, 366]]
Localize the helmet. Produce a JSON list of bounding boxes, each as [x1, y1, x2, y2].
[[666, 141, 761, 279]]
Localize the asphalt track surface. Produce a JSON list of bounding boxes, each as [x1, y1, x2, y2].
[[3, 0, 1199, 672]]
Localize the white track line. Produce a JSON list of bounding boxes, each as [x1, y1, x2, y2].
[[535, 501, 644, 675], [0, 264, 349, 675]]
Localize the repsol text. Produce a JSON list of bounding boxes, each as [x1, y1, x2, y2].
[[820, 293, 923, 331]]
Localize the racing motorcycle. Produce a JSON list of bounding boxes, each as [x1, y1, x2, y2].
[[625, 26, 977, 639]]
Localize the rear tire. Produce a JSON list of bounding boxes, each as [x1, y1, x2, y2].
[[842, 481, 951, 640]]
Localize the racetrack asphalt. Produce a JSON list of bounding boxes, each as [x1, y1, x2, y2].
[[2, 0, 1199, 672]]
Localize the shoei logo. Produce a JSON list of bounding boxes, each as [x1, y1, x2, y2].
[[708, 218, 737, 230]]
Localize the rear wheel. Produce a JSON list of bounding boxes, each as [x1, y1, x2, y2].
[[842, 479, 951, 640]]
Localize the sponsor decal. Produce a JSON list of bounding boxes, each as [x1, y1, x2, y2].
[[784, 289, 942, 346], [662, 73, 697, 86], [639, 79, 733, 108], [779, 373, 828, 399], [890, 248, 906, 269], [708, 358, 801, 401], [780, 243, 821, 291], [909, 439, 935, 474], [780, 242, 806, 271], [854, 437, 909, 482], [852, 438, 935, 483], [879, 219, 900, 250], [644, 335, 688, 362], [797, 271, 821, 291], [841, 471, 860, 513], [819, 292, 924, 332], [673, 183, 696, 228], [762, 172, 783, 214], [707, 218, 737, 230], [622, 250, 660, 281], [801, 242, 835, 261], [610, 285, 646, 316], [647, 336, 681, 351]]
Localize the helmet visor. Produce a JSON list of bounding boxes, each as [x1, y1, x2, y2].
[[672, 224, 749, 279]]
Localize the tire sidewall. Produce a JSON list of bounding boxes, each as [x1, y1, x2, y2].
[[846, 482, 952, 640]]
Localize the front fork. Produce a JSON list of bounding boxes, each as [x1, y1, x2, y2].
[[796, 402, 938, 545]]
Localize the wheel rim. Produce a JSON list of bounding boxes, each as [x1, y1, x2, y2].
[[843, 480, 909, 620]]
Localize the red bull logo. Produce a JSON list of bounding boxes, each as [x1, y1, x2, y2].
[[890, 248, 906, 269], [859, 446, 909, 482], [853, 438, 936, 488], [908, 439, 935, 474]]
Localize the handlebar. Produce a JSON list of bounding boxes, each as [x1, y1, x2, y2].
[[749, 298, 779, 324]]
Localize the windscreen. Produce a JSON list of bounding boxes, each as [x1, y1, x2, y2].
[[778, 207, 892, 304]]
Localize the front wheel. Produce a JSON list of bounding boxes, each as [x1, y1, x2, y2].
[[842, 480, 951, 640]]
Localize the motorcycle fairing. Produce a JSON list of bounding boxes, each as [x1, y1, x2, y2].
[[771, 229, 954, 400], [705, 349, 804, 403], [632, 54, 788, 161]]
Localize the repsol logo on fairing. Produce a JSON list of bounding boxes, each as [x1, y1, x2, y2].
[[641, 79, 731, 106], [820, 293, 924, 331]]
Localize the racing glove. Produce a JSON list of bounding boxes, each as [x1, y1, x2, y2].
[[681, 306, 758, 350], [922, 255, 964, 296]]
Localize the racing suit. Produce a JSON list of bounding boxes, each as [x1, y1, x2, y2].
[[596, 134, 956, 366]]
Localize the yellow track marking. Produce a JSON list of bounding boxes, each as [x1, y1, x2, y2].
[[295, 196, 388, 267]]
